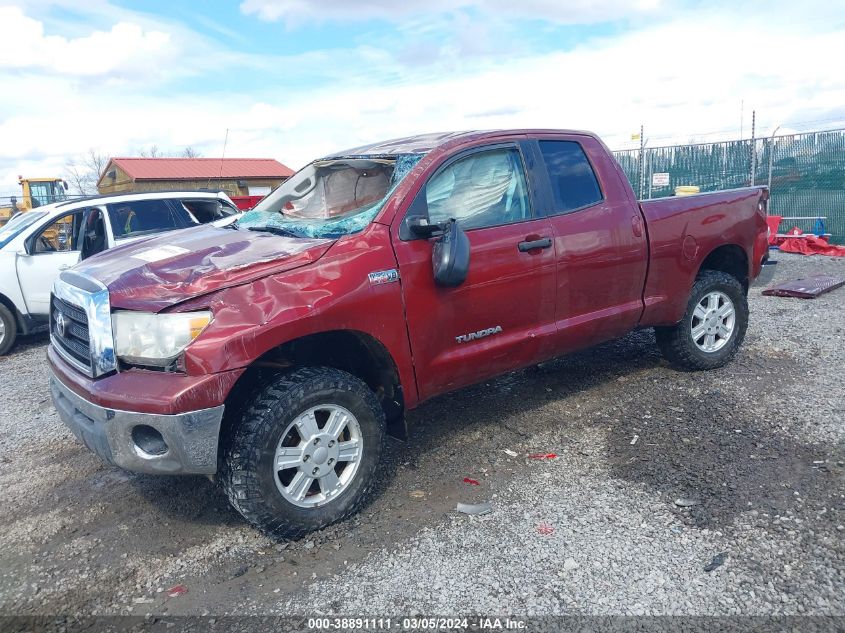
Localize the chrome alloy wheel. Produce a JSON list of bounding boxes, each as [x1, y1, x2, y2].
[[0, 318, 5, 346], [273, 405, 363, 508], [691, 291, 735, 353]]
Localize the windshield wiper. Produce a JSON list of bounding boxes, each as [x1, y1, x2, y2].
[[247, 226, 301, 238]]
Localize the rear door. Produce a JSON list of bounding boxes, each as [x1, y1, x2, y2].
[[105, 198, 194, 243], [530, 135, 648, 352], [391, 141, 557, 400], [16, 210, 84, 315]]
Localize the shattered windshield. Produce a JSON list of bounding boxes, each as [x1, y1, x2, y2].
[[237, 153, 422, 239]]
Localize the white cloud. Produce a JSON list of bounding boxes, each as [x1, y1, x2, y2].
[[2, 6, 844, 194], [240, 0, 660, 25], [0, 6, 173, 79]]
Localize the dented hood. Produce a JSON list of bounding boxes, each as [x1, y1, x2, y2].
[[74, 224, 333, 311]]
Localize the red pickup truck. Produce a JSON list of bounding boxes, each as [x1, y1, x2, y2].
[[48, 130, 769, 537]]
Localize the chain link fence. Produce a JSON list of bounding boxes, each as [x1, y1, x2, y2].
[[613, 128, 845, 244]]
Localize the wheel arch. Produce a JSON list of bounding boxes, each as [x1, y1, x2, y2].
[[221, 329, 407, 445], [696, 243, 749, 293], [0, 291, 28, 334]]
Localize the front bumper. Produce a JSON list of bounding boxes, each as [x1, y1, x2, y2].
[[50, 369, 224, 475]]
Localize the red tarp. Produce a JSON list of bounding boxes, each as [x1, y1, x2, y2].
[[777, 228, 845, 257], [766, 216, 782, 245]]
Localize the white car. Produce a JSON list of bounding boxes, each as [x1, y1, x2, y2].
[[0, 190, 240, 354]]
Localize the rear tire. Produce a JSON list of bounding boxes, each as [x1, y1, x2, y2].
[[0, 304, 18, 356], [655, 270, 748, 371], [221, 367, 384, 539]]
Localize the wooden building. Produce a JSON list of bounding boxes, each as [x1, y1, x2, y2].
[[97, 157, 294, 197]]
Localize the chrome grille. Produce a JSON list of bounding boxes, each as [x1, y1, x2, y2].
[[51, 294, 92, 372], [50, 271, 117, 378]]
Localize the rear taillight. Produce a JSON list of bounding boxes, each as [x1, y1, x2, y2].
[[758, 189, 770, 215]]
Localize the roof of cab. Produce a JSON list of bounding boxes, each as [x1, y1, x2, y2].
[[54, 189, 231, 209], [13, 191, 233, 224], [328, 129, 595, 158]]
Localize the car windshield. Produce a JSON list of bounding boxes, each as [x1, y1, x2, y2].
[[237, 154, 422, 239], [0, 212, 47, 250]]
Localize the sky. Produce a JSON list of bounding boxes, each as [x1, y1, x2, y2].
[[1, 0, 844, 194]]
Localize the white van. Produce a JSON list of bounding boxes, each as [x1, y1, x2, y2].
[[0, 190, 240, 354]]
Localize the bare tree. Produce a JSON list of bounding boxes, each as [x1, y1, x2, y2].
[[64, 149, 109, 195], [64, 146, 203, 196], [133, 145, 203, 159], [138, 145, 164, 158]]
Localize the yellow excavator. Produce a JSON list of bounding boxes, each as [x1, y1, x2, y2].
[[0, 177, 69, 227]]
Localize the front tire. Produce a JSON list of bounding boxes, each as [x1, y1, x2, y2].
[[221, 367, 385, 539], [0, 303, 18, 356], [655, 270, 748, 371]]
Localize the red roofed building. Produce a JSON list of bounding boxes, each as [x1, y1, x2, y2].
[[96, 157, 294, 199]]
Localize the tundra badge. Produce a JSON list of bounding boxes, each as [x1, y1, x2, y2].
[[455, 326, 503, 344]]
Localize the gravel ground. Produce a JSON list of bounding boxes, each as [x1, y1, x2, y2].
[[0, 252, 842, 618]]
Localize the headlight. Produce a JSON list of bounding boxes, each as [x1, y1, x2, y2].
[[112, 311, 212, 366]]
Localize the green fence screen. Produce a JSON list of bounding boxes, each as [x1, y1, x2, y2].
[[613, 128, 845, 244]]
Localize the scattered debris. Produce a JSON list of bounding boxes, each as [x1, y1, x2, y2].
[[762, 275, 844, 299], [303, 541, 315, 550], [536, 522, 554, 535], [166, 585, 188, 598], [527, 453, 558, 460], [463, 477, 480, 486], [456, 501, 493, 516], [674, 497, 699, 508], [563, 558, 580, 571], [409, 490, 426, 499], [132, 597, 154, 604], [630, 434, 639, 445], [704, 552, 728, 572], [503, 449, 519, 457]]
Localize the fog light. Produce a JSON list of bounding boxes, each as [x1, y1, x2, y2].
[[131, 425, 168, 456]]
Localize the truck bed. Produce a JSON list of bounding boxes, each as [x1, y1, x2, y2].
[[637, 186, 769, 326]]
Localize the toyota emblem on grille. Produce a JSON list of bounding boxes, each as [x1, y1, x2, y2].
[[55, 311, 67, 338]]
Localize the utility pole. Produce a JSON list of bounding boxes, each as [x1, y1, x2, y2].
[[749, 110, 756, 185], [767, 125, 781, 207], [638, 124, 645, 199]]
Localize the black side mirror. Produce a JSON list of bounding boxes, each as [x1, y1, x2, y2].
[[406, 215, 443, 238], [432, 219, 470, 287]]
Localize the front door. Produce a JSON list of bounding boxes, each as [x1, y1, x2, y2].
[[16, 211, 85, 315], [392, 143, 557, 400]]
